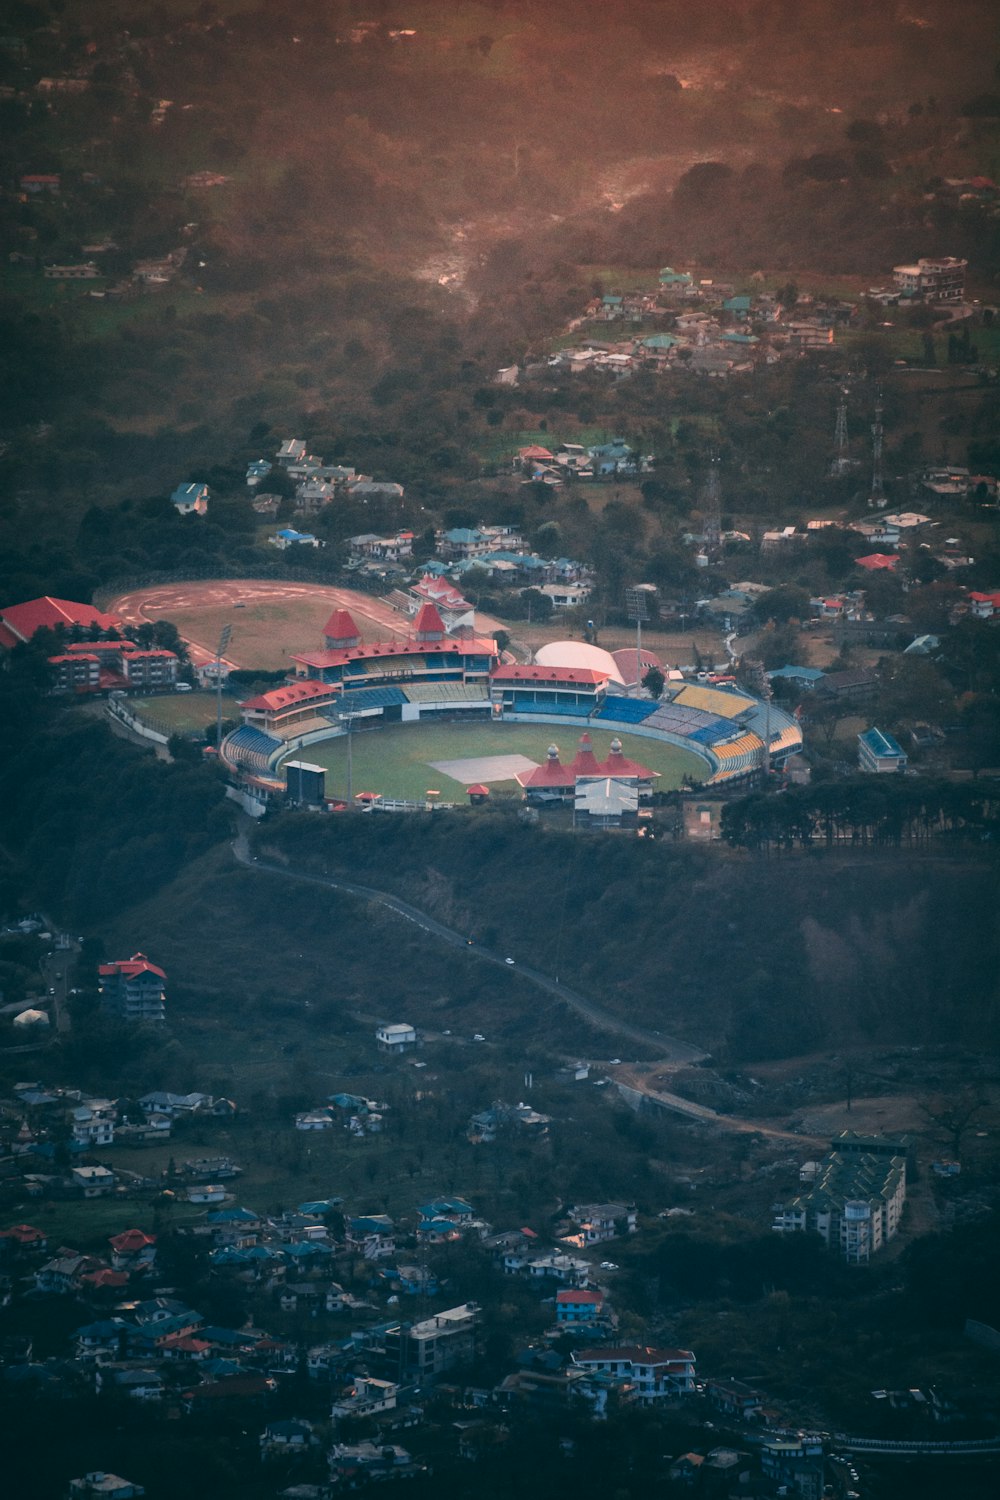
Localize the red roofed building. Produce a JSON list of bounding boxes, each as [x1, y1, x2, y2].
[[516, 743, 574, 802], [855, 553, 898, 572], [968, 590, 1000, 619], [48, 640, 179, 694], [98, 955, 166, 1025], [412, 602, 445, 641], [491, 664, 611, 716], [0, 596, 122, 651], [556, 1288, 604, 1324], [567, 731, 602, 778], [597, 738, 659, 797], [409, 574, 473, 629], [79, 1267, 129, 1292], [610, 646, 663, 688], [0, 1224, 47, 1254], [323, 609, 362, 649], [48, 652, 101, 693], [571, 1345, 696, 1402], [109, 1229, 157, 1272]]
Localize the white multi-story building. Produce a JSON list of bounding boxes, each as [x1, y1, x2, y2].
[[772, 1150, 907, 1263], [892, 256, 967, 301], [571, 1345, 696, 1403]]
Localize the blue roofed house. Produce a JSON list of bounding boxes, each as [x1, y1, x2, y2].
[[767, 665, 826, 692], [346, 1215, 395, 1259], [588, 441, 635, 477], [416, 1197, 475, 1223], [246, 459, 272, 486], [723, 294, 753, 319], [170, 482, 209, 516], [271, 528, 321, 550], [858, 727, 908, 774]]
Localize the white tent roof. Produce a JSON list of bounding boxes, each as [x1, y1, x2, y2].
[[534, 640, 625, 684]]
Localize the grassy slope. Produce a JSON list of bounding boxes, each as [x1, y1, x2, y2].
[[99, 819, 1000, 1071]]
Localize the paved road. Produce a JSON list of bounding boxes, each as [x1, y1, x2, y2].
[[231, 834, 707, 1066]]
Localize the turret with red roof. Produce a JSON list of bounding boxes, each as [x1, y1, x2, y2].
[[322, 608, 361, 650], [567, 732, 602, 778], [412, 602, 445, 642], [600, 738, 659, 787], [516, 743, 574, 795]]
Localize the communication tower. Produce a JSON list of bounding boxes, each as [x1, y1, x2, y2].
[[702, 450, 722, 558], [830, 388, 851, 476], [868, 387, 886, 509]]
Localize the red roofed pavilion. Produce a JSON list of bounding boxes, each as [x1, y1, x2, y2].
[[599, 738, 659, 784], [516, 744, 573, 797], [323, 608, 361, 649]]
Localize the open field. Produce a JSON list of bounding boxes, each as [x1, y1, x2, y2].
[[130, 690, 242, 734], [281, 720, 707, 802], [110, 580, 509, 671]]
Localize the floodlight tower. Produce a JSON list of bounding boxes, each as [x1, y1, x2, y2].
[[702, 449, 722, 559], [830, 388, 851, 476], [624, 585, 650, 697], [868, 386, 886, 509], [214, 624, 232, 751]]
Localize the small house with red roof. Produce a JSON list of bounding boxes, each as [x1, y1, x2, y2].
[[0, 1223, 47, 1256], [109, 1229, 157, 1273], [556, 1288, 604, 1324], [517, 444, 555, 470], [98, 954, 166, 1024], [855, 553, 899, 572], [968, 590, 1000, 620]]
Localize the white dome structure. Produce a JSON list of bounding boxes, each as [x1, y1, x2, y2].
[[533, 640, 625, 685], [12, 1007, 49, 1029]]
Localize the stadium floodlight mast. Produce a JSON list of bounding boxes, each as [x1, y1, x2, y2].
[[624, 586, 650, 697], [215, 624, 233, 751]]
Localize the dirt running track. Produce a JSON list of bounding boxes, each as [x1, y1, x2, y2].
[[110, 580, 506, 672]]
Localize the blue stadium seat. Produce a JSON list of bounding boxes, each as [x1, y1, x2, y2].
[[593, 696, 659, 724], [226, 725, 283, 770]]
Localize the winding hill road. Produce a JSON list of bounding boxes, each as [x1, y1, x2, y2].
[[231, 832, 706, 1065], [231, 833, 826, 1146]]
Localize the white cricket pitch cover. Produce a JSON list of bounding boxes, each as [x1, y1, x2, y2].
[[429, 753, 539, 784]]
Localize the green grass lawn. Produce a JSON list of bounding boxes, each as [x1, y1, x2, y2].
[[131, 691, 241, 735], [281, 720, 707, 802]]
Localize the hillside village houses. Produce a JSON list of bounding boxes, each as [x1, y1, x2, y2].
[[500, 250, 970, 389], [0, 1078, 943, 1495]]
